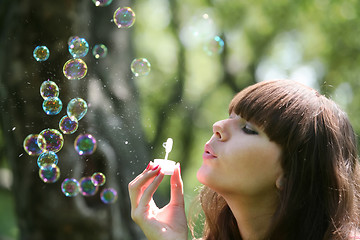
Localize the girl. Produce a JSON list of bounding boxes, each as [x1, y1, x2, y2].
[[128, 79, 360, 240]]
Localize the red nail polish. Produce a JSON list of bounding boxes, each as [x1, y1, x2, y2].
[[145, 162, 151, 170], [152, 165, 159, 171]]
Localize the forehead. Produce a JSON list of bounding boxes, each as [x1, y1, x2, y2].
[[228, 80, 319, 141]]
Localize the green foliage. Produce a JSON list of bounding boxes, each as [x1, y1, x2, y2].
[[0, 190, 18, 239]]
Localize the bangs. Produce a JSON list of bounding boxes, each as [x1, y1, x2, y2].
[[229, 80, 320, 144]]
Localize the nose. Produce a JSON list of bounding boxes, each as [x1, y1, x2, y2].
[[212, 120, 229, 141]]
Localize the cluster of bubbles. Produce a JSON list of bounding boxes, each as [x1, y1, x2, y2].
[[92, 3, 150, 76], [23, 77, 117, 204], [40, 80, 62, 115], [63, 36, 108, 80], [63, 36, 89, 80], [29, 1, 227, 206], [61, 172, 117, 204]]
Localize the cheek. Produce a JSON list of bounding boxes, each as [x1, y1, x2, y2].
[[246, 144, 283, 186], [227, 142, 283, 192]]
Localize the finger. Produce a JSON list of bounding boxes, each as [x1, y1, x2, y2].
[[128, 165, 160, 207], [138, 168, 165, 207], [129, 161, 153, 184], [170, 163, 184, 206]]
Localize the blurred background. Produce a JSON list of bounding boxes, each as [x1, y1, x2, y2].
[[1, 0, 360, 239]]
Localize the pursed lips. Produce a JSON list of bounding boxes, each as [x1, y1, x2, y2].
[[203, 143, 217, 160]]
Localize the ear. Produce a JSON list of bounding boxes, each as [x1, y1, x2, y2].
[[276, 175, 285, 190]]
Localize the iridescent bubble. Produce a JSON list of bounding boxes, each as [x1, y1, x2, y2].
[[23, 134, 46, 156], [130, 58, 151, 77], [37, 151, 58, 168], [92, 0, 112, 7], [203, 36, 224, 56], [79, 177, 98, 196], [100, 188, 118, 204], [39, 129, 64, 153], [68, 37, 89, 58], [33, 46, 50, 62], [92, 44, 108, 59], [39, 164, 60, 183], [74, 134, 97, 155], [68, 36, 80, 45], [42, 97, 63, 115], [59, 115, 78, 134], [67, 98, 88, 121], [113, 7, 136, 28], [63, 58, 88, 80], [40, 80, 59, 99], [91, 172, 106, 186], [61, 178, 80, 197]]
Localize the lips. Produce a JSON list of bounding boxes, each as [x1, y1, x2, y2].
[[203, 144, 217, 160]]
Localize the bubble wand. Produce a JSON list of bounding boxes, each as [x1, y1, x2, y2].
[[163, 138, 173, 161], [154, 138, 176, 175]]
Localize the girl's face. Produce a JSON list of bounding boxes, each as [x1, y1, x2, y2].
[[197, 113, 283, 197]]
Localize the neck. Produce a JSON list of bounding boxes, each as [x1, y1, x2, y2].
[[222, 191, 279, 240]]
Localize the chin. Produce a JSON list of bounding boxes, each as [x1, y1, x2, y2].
[[196, 164, 211, 186]]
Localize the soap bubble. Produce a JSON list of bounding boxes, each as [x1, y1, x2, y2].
[[23, 134, 46, 156], [100, 188, 118, 204], [68, 37, 89, 58], [130, 58, 151, 77], [37, 151, 58, 168], [74, 134, 97, 155], [42, 97, 63, 115], [113, 7, 136, 28], [67, 98, 88, 121], [92, 44, 108, 59], [59, 115, 78, 134], [203, 36, 224, 55], [92, 0, 112, 7], [79, 177, 98, 196], [61, 178, 80, 197], [40, 80, 59, 99], [33, 46, 50, 61], [39, 129, 64, 153], [63, 58, 88, 80], [91, 172, 106, 186], [39, 164, 60, 183], [68, 36, 80, 45]]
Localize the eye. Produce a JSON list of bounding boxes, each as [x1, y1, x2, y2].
[[242, 124, 258, 135]]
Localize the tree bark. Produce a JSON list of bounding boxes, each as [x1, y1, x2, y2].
[[0, 0, 147, 239]]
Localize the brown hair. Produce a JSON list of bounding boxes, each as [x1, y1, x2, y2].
[[192, 80, 360, 240]]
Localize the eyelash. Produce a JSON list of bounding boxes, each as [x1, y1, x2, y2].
[[242, 125, 258, 135]]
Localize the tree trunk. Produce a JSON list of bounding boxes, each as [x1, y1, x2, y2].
[[0, 0, 147, 239]]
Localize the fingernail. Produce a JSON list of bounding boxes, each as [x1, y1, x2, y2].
[[152, 165, 159, 171], [145, 162, 151, 170]]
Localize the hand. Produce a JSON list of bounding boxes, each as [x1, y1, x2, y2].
[[128, 162, 188, 240]]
